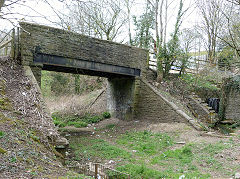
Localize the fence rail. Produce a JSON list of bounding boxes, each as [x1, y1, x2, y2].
[[68, 162, 131, 179], [148, 52, 240, 74], [0, 28, 19, 59]]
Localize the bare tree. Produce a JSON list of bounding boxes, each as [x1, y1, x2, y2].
[[124, 0, 135, 45], [217, 0, 240, 57], [63, 0, 127, 41], [196, 0, 224, 63]]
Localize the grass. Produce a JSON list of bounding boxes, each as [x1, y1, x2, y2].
[[151, 145, 193, 165], [181, 74, 219, 91], [70, 137, 131, 160], [52, 112, 111, 128], [105, 124, 116, 129], [116, 163, 210, 179], [116, 130, 173, 156], [67, 130, 240, 178]]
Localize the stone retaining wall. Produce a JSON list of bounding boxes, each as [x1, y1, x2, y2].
[[134, 79, 202, 129]]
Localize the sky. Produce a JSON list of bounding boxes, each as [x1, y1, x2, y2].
[[0, 0, 201, 43]]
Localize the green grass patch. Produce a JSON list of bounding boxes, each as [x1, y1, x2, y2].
[[70, 137, 131, 160], [151, 145, 193, 165], [116, 163, 210, 179], [52, 111, 111, 128], [117, 131, 173, 156]]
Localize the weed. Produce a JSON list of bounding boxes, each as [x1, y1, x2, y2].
[[0, 131, 5, 138], [10, 157, 17, 163], [106, 124, 115, 129], [102, 112, 111, 119]]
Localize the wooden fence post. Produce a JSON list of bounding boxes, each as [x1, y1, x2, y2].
[[11, 28, 15, 59], [95, 163, 98, 179], [5, 46, 8, 55]]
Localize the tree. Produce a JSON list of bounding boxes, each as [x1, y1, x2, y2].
[[124, 0, 135, 45], [196, 0, 224, 63], [178, 28, 198, 75], [132, 2, 155, 49], [156, 0, 188, 79], [0, 0, 5, 12], [62, 0, 127, 41], [217, 0, 240, 58]]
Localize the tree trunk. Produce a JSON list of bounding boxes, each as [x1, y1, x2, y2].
[[0, 0, 5, 12], [74, 74, 81, 95]]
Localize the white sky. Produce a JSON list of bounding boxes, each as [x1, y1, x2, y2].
[[0, 0, 201, 42]]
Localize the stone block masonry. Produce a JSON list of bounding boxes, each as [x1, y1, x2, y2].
[[225, 90, 240, 120], [220, 75, 240, 121], [134, 79, 185, 122], [133, 79, 202, 129]]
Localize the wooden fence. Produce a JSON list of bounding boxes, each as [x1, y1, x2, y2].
[[0, 28, 20, 59], [68, 162, 131, 179], [148, 52, 240, 74]]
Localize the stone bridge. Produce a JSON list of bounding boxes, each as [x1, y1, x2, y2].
[[18, 22, 194, 126], [19, 22, 148, 120]]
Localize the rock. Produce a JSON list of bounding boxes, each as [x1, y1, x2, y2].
[[235, 173, 240, 179], [176, 141, 186, 144], [220, 120, 235, 124], [108, 160, 115, 164], [55, 137, 69, 149]]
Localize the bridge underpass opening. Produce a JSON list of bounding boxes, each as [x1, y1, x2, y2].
[[33, 55, 139, 120]]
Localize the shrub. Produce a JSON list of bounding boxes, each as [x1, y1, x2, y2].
[[102, 112, 111, 119]]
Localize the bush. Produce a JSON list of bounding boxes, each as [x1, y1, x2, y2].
[[102, 112, 111, 119], [68, 121, 88, 128]]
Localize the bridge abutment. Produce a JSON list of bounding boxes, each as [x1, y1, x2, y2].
[[30, 64, 43, 87], [107, 78, 135, 120]]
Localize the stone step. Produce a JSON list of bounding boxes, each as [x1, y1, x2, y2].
[[220, 120, 235, 124]]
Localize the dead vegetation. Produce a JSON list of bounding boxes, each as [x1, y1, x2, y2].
[[0, 57, 72, 178]]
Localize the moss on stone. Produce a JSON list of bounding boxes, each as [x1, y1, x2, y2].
[[0, 147, 7, 154], [0, 97, 12, 110]]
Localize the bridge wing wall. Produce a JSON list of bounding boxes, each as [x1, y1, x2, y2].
[[19, 22, 148, 76]]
